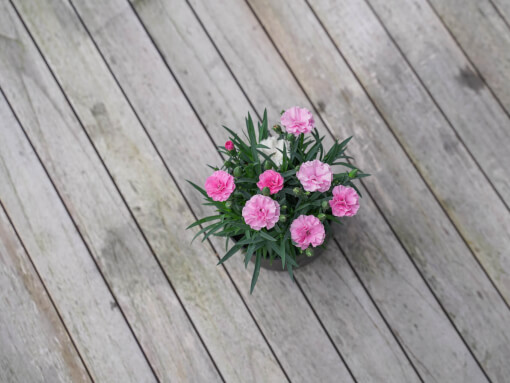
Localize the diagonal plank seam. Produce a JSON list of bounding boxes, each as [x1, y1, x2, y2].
[[236, 0, 501, 378], [301, 0, 510, 312], [487, 0, 510, 32], [361, 0, 510, 213], [0, 196, 95, 383], [0, 79, 161, 383], [126, 0, 377, 379], [424, 0, 510, 121], [69, 0, 290, 382], [330, 237, 426, 383], [63, 0, 290, 380], [152, 0, 424, 380], [6, 2, 219, 381], [185, 0, 467, 379]]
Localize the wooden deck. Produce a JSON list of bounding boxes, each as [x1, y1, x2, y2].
[[1, 0, 509, 381]]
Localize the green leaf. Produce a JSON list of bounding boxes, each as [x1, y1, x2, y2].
[[259, 231, 277, 241], [244, 241, 264, 267], [186, 215, 222, 230], [217, 243, 243, 265], [250, 252, 262, 294], [187, 180, 209, 199], [280, 169, 297, 178], [281, 142, 288, 171], [191, 221, 222, 243]]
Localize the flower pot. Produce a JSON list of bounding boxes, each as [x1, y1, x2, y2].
[[252, 246, 326, 271], [231, 235, 327, 271]]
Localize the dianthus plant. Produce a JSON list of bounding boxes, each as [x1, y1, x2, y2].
[[187, 107, 369, 293]]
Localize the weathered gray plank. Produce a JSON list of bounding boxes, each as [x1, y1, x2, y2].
[[0, 189, 90, 383], [240, 1, 510, 380], [0, 8, 161, 383], [15, 1, 290, 381], [61, 0, 357, 381], [427, 0, 510, 115], [3, 1, 223, 381], [173, 0, 509, 380], [131, 0, 487, 382], [0, 95, 157, 383], [307, 0, 510, 308], [365, 0, 510, 207], [491, 0, 510, 25]]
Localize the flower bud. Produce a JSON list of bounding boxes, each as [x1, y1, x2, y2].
[[305, 191, 310, 196], [293, 187, 301, 196], [262, 187, 271, 196], [305, 248, 314, 257], [279, 215, 287, 223], [225, 140, 235, 151], [318, 213, 326, 221], [321, 201, 329, 210], [286, 133, 295, 141], [281, 205, 288, 210], [233, 166, 243, 177], [225, 201, 232, 209], [272, 124, 283, 134], [348, 168, 358, 178], [264, 161, 273, 170], [224, 161, 233, 168]]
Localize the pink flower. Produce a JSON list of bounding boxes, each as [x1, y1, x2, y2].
[[290, 215, 326, 250], [242, 195, 280, 231], [329, 185, 360, 217], [296, 160, 332, 192], [225, 140, 234, 151], [257, 170, 284, 195], [205, 170, 236, 201], [280, 106, 315, 136]]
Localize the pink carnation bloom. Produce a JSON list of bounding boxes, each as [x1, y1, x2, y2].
[[257, 170, 284, 195], [205, 170, 236, 202], [242, 195, 280, 231], [296, 160, 333, 192], [329, 185, 360, 217], [290, 215, 326, 250], [225, 140, 234, 151], [280, 106, 315, 136]]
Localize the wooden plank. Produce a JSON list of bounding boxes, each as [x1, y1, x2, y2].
[[51, 0, 355, 381], [0, 11, 160, 383], [3, 2, 223, 382], [165, 0, 509, 380], [364, 0, 510, 208], [491, 0, 510, 26], [237, 1, 510, 380], [13, 1, 290, 382], [0, 95, 157, 383], [0, 193, 90, 383], [426, 0, 510, 115], [307, 0, 510, 309], [105, 0, 418, 381], [129, 0, 485, 382]]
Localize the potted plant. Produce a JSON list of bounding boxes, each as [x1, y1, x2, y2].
[[188, 107, 368, 293]]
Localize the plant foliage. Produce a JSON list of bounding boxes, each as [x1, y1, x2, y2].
[[187, 109, 368, 293]]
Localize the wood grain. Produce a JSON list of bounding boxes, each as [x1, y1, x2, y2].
[[364, 0, 510, 207], [24, 0, 291, 381], [307, 0, 510, 315], [426, 0, 510, 115], [242, 0, 510, 380], [68, 0, 357, 381], [4, 1, 223, 381], [0, 175, 90, 383], [130, 0, 486, 381], [180, 0, 509, 380]]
